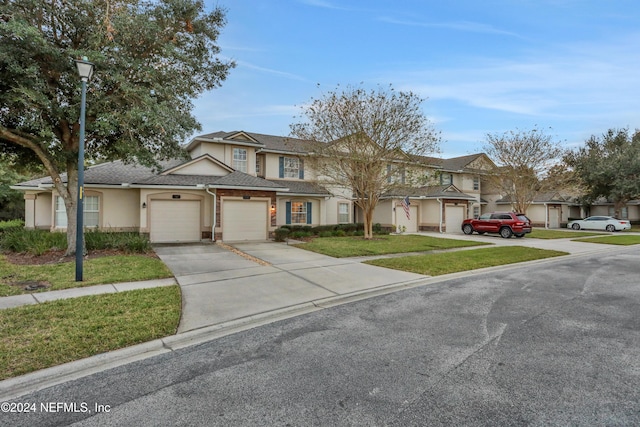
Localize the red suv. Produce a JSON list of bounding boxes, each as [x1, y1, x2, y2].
[[461, 212, 532, 238]]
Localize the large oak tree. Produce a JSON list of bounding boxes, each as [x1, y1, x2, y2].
[[290, 84, 440, 239], [0, 0, 234, 254]]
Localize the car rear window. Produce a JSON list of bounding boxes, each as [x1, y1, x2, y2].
[[517, 215, 529, 222]]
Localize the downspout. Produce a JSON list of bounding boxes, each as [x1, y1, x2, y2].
[[544, 202, 548, 229], [205, 186, 217, 241], [437, 198, 443, 233]]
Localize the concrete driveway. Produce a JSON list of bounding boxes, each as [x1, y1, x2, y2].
[[154, 242, 426, 333]]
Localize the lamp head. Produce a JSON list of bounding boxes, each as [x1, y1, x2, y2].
[[75, 57, 95, 81]]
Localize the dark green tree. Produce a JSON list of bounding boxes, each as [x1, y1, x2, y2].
[[564, 128, 640, 217], [0, 0, 234, 254]]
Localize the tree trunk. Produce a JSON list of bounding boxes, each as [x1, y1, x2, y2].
[[363, 205, 374, 239]]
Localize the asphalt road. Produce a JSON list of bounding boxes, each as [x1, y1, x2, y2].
[[3, 247, 639, 426]]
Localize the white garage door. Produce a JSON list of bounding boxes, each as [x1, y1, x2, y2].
[[149, 200, 201, 243], [445, 205, 465, 233], [222, 200, 268, 241], [395, 205, 418, 233]]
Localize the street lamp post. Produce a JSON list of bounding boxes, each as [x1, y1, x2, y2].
[[75, 57, 94, 282]]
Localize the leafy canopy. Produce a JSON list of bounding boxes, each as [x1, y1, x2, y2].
[[291, 84, 440, 238], [564, 128, 640, 211], [0, 0, 234, 169], [483, 127, 563, 214]]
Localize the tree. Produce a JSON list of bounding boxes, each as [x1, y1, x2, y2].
[[0, 0, 234, 254], [290, 84, 440, 239], [483, 127, 563, 214], [564, 128, 640, 217]]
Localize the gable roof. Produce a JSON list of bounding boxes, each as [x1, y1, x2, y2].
[[384, 184, 476, 200], [187, 131, 316, 155], [161, 154, 234, 176], [12, 158, 287, 191]]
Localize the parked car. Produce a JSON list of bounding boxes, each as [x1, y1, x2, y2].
[[461, 212, 532, 238], [567, 216, 631, 232]]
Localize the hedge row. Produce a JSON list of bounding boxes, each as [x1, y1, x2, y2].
[[274, 223, 389, 241]]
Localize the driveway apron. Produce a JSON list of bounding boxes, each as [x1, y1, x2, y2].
[[154, 242, 425, 333]]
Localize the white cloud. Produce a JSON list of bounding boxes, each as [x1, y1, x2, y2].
[[378, 16, 523, 38]]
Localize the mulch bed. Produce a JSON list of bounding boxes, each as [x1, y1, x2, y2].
[[2, 249, 159, 266]]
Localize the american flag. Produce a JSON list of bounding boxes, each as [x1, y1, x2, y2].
[[401, 196, 411, 220]]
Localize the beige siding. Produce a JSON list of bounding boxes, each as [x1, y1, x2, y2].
[[372, 199, 393, 226], [100, 188, 139, 229], [170, 160, 230, 176]]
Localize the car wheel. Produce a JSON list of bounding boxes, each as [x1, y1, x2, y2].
[[606, 224, 615, 232], [571, 223, 580, 230], [515, 234, 524, 238], [500, 227, 513, 238], [462, 224, 474, 235]]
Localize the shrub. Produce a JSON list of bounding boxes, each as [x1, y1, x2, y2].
[[0, 219, 24, 234], [332, 229, 346, 237], [318, 231, 333, 238], [274, 227, 290, 242], [290, 231, 312, 239], [0, 229, 66, 255], [0, 229, 152, 255], [85, 231, 152, 253]]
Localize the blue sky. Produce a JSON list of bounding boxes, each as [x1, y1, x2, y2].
[[194, 0, 640, 158]]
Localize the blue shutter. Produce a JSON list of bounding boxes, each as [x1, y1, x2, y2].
[[279, 157, 284, 178], [299, 159, 304, 179], [285, 201, 291, 224], [306, 202, 312, 224]]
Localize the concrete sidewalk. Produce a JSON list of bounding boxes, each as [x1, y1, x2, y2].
[[0, 278, 176, 310]]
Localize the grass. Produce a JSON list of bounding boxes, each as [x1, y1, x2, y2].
[[0, 255, 174, 297], [572, 235, 640, 245], [365, 246, 568, 276], [0, 285, 181, 380], [529, 228, 604, 239], [294, 234, 490, 258]]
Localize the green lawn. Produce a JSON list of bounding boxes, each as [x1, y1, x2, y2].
[[365, 246, 568, 276], [294, 234, 490, 258], [0, 255, 174, 297], [0, 286, 181, 380], [529, 228, 604, 239], [572, 235, 640, 245]]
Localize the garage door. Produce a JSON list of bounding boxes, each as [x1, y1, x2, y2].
[[445, 205, 465, 233], [395, 205, 418, 233], [149, 200, 201, 243], [222, 200, 268, 241]]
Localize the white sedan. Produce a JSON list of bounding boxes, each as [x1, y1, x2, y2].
[[567, 216, 631, 232]]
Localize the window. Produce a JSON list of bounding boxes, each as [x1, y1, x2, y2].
[[440, 173, 453, 185], [291, 201, 307, 224], [55, 195, 100, 228], [233, 148, 247, 172], [386, 164, 406, 184], [255, 155, 263, 176], [473, 177, 480, 191], [338, 203, 349, 223], [279, 156, 304, 179], [473, 206, 480, 219], [284, 157, 300, 178], [609, 206, 628, 219]]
